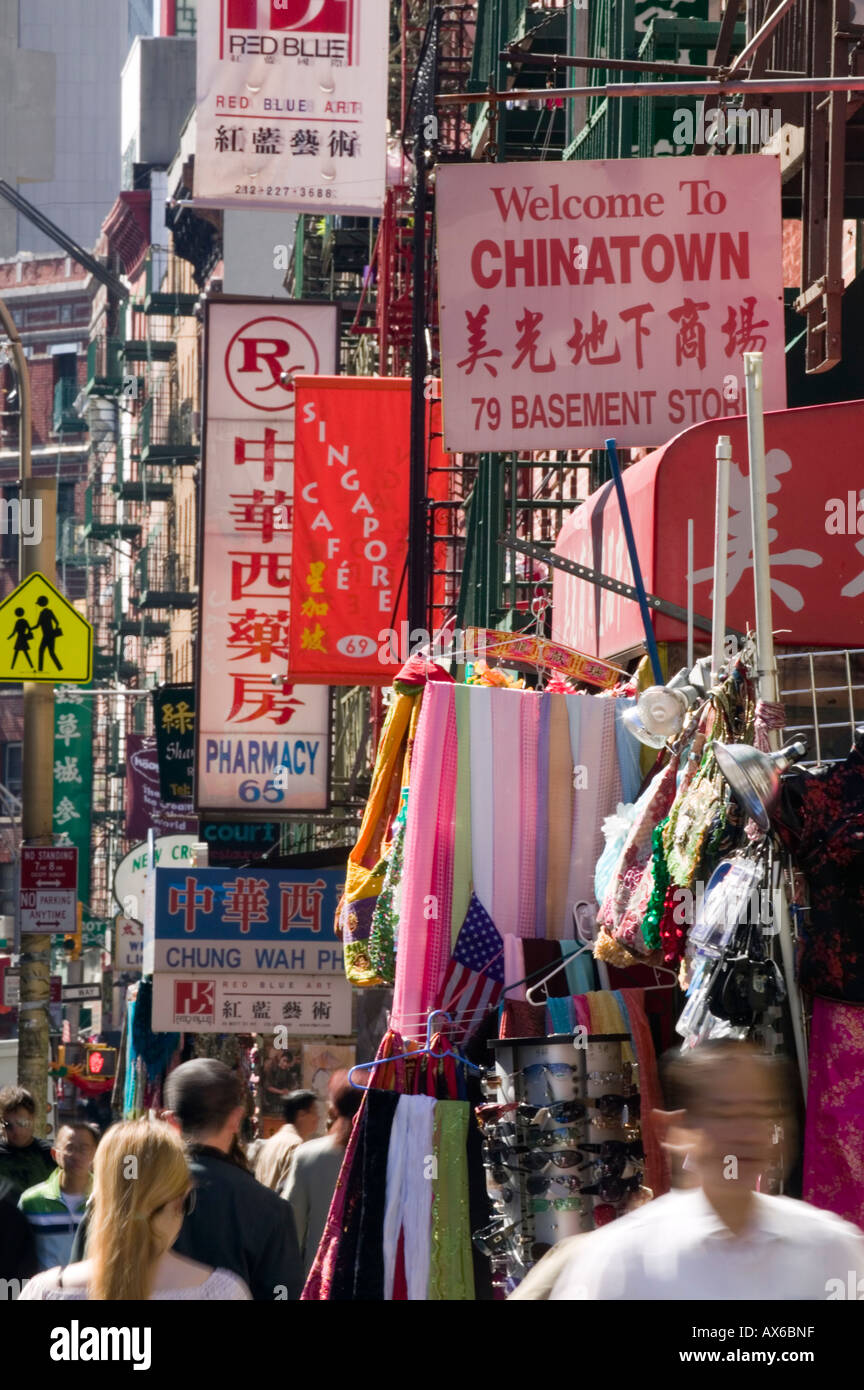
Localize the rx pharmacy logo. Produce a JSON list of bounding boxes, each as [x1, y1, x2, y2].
[[224, 315, 321, 413], [226, 0, 350, 33], [174, 980, 215, 1020]]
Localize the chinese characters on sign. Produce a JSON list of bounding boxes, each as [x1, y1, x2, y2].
[[53, 685, 93, 905], [149, 866, 346, 974], [195, 0, 388, 214], [289, 378, 411, 683], [197, 301, 336, 811], [436, 157, 786, 450], [152, 686, 196, 803], [152, 972, 352, 1036]]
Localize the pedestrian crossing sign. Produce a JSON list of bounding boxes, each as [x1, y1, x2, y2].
[[0, 573, 93, 683]]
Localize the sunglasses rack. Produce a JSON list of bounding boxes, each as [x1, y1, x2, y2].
[[475, 1032, 643, 1290]]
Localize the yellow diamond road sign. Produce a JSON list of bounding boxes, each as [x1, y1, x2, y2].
[[0, 573, 93, 684]]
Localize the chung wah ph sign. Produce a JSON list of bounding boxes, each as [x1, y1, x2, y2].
[[197, 298, 336, 813], [436, 156, 786, 451]]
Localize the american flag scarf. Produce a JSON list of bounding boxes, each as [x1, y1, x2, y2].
[[437, 893, 504, 1037]]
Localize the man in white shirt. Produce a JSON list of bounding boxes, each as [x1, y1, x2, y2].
[[551, 1039, 864, 1300], [254, 1089, 319, 1193]]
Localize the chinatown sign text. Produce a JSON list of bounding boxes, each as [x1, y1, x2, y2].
[[437, 156, 786, 450]]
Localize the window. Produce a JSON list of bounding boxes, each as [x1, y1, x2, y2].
[[3, 743, 22, 797]]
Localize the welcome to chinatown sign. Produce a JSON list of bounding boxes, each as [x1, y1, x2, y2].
[[436, 156, 786, 451]]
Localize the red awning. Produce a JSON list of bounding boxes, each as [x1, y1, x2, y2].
[[552, 398, 864, 658]]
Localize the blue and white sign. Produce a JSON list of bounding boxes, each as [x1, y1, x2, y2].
[[149, 866, 346, 974]]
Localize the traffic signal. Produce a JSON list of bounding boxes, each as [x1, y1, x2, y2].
[[84, 1045, 116, 1079], [63, 902, 82, 961]]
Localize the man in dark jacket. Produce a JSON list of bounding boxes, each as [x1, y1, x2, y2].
[[72, 1059, 303, 1300], [0, 1086, 56, 1197]]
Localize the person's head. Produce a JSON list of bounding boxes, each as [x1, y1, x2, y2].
[[659, 1040, 796, 1193], [53, 1122, 99, 1191], [0, 1086, 36, 1149], [14, 607, 23, 617], [36, 596, 47, 608], [163, 1058, 246, 1152], [282, 1089, 319, 1140], [88, 1118, 193, 1301], [326, 1072, 365, 1147]]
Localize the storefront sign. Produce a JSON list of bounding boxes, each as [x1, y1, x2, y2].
[[53, 685, 93, 906], [20, 846, 77, 935], [152, 685, 196, 803], [197, 299, 336, 812], [148, 866, 345, 976], [114, 915, 144, 973], [552, 399, 864, 655], [200, 819, 281, 866], [195, 0, 388, 215], [152, 971, 352, 1035], [113, 835, 200, 922], [436, 156, 785, 450], [289, 377, 410, 683], [126, 735, 198, 840]]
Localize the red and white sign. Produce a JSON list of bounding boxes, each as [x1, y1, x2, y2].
[[197, 300, 336, 813], [153, 972, 352, 1035], [289, 377, 411, 683], [195, 0, 389, 215], [436, 156, 786, 451], [552, 399, 864, 657], [20, 846, 77, 935]]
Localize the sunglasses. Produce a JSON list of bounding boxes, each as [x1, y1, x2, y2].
[[2, 1117, 34, 1130], [578, 1174, 642, 1201], [576, 1139, 644, 1160], [479, 1100, 588, 1126], [485, 1123, 587, 1147], [516, 1062, 582, 1080], [472, 1218, 518, 1256], [591, 1093, 641, 1119], [530, 1196, 584, 1214]]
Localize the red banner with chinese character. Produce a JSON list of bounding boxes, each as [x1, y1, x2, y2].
[[288, 377, 415, 684]]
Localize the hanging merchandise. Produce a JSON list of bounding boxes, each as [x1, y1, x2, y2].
[[303, 1017, 494, 1301], [338, 658, 453, 986]]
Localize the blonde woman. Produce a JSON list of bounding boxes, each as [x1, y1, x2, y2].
[[20, 1118, 250, 1301]]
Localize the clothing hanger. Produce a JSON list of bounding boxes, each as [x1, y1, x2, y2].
[[347, 1010, 484, 1090], [642, 963, 680, 991], [525, 943, 594, 1006]]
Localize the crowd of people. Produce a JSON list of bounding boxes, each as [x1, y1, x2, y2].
[[4, 1041, 864, 1301], [0, 1062, 363, 1301]]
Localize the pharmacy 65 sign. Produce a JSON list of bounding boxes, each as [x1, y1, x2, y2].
[[436, 156, 785, 451], [197, 298, 336, 813]]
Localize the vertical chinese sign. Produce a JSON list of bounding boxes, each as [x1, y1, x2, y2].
[[152, 685, 196, 803], [53, 686, 92, 908], [197, 299, 337, 813], [195, 0, 389, 215], [436, 156, 785, 451], [288, 377, 411, 683]]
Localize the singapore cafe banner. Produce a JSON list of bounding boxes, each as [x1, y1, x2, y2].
[[288, 377, 412, 684], [436, 156, 786, 451], [197, 297, 336, 813], [195, 0, 388, 215]]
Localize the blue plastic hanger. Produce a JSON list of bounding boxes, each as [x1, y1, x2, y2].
[[347, 1010, 485, 1090]]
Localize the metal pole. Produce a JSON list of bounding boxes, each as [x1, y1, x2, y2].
[[744, 351, 808, 1096], [686, 519, 695, 672], [605, 438, 663, 684], [436, 75, 864, 105], [1, 296, 58, 1131], [408, 132, 429, 636], [712, 436, 732, 682]]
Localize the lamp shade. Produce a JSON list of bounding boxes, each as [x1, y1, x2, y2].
[[713, 738, 808, 830]]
